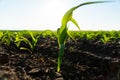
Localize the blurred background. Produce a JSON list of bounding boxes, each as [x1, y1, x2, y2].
[[0, 0, 119, 30]]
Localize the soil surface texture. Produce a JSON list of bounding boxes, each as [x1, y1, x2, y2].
[[0, 37, 120, 80]]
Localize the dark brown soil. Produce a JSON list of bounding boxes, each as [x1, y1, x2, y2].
[[0, 37, 120, 80]]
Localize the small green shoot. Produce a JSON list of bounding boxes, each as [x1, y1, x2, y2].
[[57, 1, 109, 72], [1, 31, 15, 45], [15, 31, 39, 53]]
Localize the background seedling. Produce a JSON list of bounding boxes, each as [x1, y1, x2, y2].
[[15, 31, 39, 53], [1, 31, 15, 45]]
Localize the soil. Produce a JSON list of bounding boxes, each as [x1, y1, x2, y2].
[[0, 36, 120, 80]]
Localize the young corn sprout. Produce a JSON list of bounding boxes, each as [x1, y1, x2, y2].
[[15, 31, 39, 53], [1, 31, 15, 45], [57, 1, 109, 72]]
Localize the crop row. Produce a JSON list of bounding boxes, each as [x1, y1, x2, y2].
[[0, 30, 120, 46], [70, 30, 120, 43]]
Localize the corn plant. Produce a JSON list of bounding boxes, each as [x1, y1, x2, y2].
[[100, 33, 113, 44], [15, 31, 39, 53], [100, 34, 107, 43], [57, 1, 109, 72], [0, 32, 3, 42], [42, 30, 56, 38], [0, 31, 15, 45]]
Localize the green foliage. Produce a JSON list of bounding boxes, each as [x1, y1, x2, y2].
[[15, 31, 40, 53], [0, 32, 3, 38], [42, 30, 57, 38], [0, 30, 119, 45], [101, 35, 111, 44], [57, 1, 109, 72], [0, 31, 15, 45]]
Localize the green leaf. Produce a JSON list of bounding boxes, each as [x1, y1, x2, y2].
[[57, 1, 110, 72], [70, 18, 80, 30], [67, 31, 76, 42]]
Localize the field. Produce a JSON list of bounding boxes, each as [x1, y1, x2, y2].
[[0, 30, 120, 80]]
